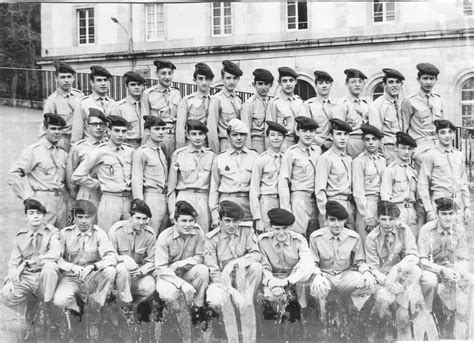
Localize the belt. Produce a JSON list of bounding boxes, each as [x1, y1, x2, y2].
[[220, 192, 249, 197], [365, 194, 380, 200], [329, 195, 353, 202], [180, 188, 208, 194], [34, 189, 64, 196], [292, 190, 315, 197], [395, 201, 415, 208], [261, 194, 279, 199], [144, 187, 167, 194], [102, 190, 132, 197]]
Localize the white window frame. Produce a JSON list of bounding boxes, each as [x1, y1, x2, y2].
[[372, 81, 385, 101], [145, 4, 165, 42], [211, 2, 232, 37], [286, 0, 308, 31], [463, 0, 474, 16], [461, 77, 474, 128], [372, 0, 395, 24], [77, 8, 95, 46]]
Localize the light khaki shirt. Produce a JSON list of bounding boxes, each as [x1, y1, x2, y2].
[[305, 97, 339, 145], [176, 92, 211, 149], [368, 93, 402, 145], [332, 95, 369, 135], [111, 96, 143, 140], [241, 94, 273, 144], [131, 144, 167, 199], [141, 85, 182, 130], [380, 159, 418, 204], [266, 93, 309, 138], [43, 88, 84, 135]]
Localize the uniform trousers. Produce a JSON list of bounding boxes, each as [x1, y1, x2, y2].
[[290, 191, 317, 236], [33, 190, 67, 229], [155, 264, 209, 308], [412, 137, 437, 172], [250, 136, 265, 154], [177, 190, 210, 233], [98, 193, 131, 232], [395, 203, 418, 238], [161, 132, 176, 161], [115, 263, 155, 304], [347, 135, 365, 159], [144, 189, 169, 236], [355, 194, 379, 243], [259, 194, 280, 231], [53, 267, 116, 312], [219, 193, 252, 223], [321, 270, 368, 296]]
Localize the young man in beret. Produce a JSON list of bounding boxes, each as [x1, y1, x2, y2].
[[266, 66, 310, 148], [109, 199, 156, 334], [2, 199, 61, 333], [176, 63, 214, 149], [168, 119, 215, 233], [401, 63, 444, 170], [111, 71, 146, 149], [72, 116, 134, 232], [132, 116, 169, 235], [209, 119, 258, 230], [142, 59, 182, 159], [207, 60, 243, 153], [154, 201, 209, 341], [71, 65, 116, 143], [333, 68, 369, 158], [368, 68, 405, 164], [352, 124, 386, 243], [365, 201, 424, 341], [250, 121, 287, 233], [241, 68, 275, 153], [205, 200, 262, 343], [41, 61, 84, 152], [53, 200, 117, 339], [279, 116, 321, 236], [380, 132, 419, 237], [305, 70, 338, 152], [418, 119, 471, 225], [9, 113, 68, 229], [315, 118, 356, 230]]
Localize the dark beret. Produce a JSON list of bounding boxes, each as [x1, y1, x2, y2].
[[434, 197, 457, 212], [88, 108, 108, 123], [131, 198, 152, 218], [278, 67, 298, 79], [253, 68, 274, 83], [154, 59, 176, 70], [43, 113, 66, 127], [143, 115, 166, 129], [329, 118, 352, 133], [90, 65, 112, 78], [326, 201, 349, 220], [314, 70, 333, 83], [222, 60, 243, 77], [267, 208, 295, 226], [53, 61, 76, 74], [175, 200, 198, 218], [416, 63, 439, 77], [23, 199, 47, 214], [266, 120, 288, 136], [107, 115, 129, 128], [219, 200, 244, 220], [73, 200, 97, 216], [434, 119, 456, 132], [194, 62, 214, 79], [395, 132, 417, 148], [186, 119, 208, 133], [361, 124, 383, 139], [382, 68, 405, 81], [377, 201, 400, 218], [344, 68, 367, 80], [295, 116, 318, 130], [123, 71, 145, 85]]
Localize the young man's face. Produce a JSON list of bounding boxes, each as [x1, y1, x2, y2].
[[91, 76, 110, 96], [108, 126, 128, 145], [252, 80, 272, 97], [75, 214, 94, 232], [26, 209, 44, 228], [396, 144, 414, 163], [327, 216, 346, 236], [44, 124, 64, 145], [175, 214, 196, 235], [437, 128, 455, 147], [417, 74, 437, 93], [296, 128, 316, 147], [147, 126, 165, 144], [186, 129, 206, 148], [267, 131, 285, 150], [332, 130, 349, 150], [87, 117, 107, 139], [384, 78, 402, 98], [315, 80, 332, 97], [228, 131, 246, 150], [279, 76, 296, 95], [363, 134, 381, 154], [346, 77, 365, 97], [378, 215, 397, 233], [271, 225, 290, 242], [127, 81, 144, 98], [156, 68, 174, 88], [56, 72, 75, 92], [195, 75, 212, 93], [130, 212, 149, 231], [438, 209, 456, 230], [222, 72, 239, 92], [221, 216, 240, 236]]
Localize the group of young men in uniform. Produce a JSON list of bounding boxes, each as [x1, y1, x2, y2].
[[3, 58, 472, 341]]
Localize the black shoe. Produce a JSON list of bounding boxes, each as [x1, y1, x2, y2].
[[136, 301, 152, 323], [286, 299, 301, 323], [262, 300, 278, 320], [191, 305, 203, 326], [151, 297, 166, 323]]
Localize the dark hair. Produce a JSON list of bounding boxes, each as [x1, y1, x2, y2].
[[417, 71, 437, 79]]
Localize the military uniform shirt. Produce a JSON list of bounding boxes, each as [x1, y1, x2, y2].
[[43, 88, 84, 135], [368, 94, 402, 145], [141, 85, 181, 128], [176, 92, 211, 149], [266, 93, 309, 139], [305, 97, 339, 145], [131, 144, 167, 200], [241, 94, 273, 141], [380, 159, 417, 204], [111, 96, 143, 140], [332, 95, 369, 134]]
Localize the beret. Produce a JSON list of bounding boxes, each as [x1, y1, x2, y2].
[[395, 132, 417, 148], [228, 118, 249, 134], [73, 200, 97, 216], [24, 199, 47, 214], [329, 118, 352, 133], [90, 65, 112, 78], [88, 108, 108, 123], [131, 198, 152, 218], [175, 200, 198, 217], [44, 113, 66, 127], [53, 61, 76, 74], [253, 68, 274, 83], [382, 68, 405, 81], [278, 67, 298, 79], [377, 201, 400, 218], [186, 119, 208, 133], [107, 115, 129, 128], [194, 62, 214, 79], [266, 120, 288, 135], [314, 70, 333, 83], [143, 115, 166, 129], [222, 60, 243, 77], [123, 71, 145, 84], [326, 201, 349, 220], [295, 116, 318, 130], [434, 119, 456, 132], [219, 200, 244, 220], [416, 63, 439, 77], [344, 68, 367, 80], [434, 197, 457, 212], [360, 124, 383, 139], [267, 208, 295, 226], [154, 59, 176, 70]]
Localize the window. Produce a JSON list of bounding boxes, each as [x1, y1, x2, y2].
[[294, 79, 315, 101], [461, 78, 474, 128], [287, 1, 308, 30], [463, 0, 473, 15], [372, 82, 384, 101], [212, 2, 232, 36], [145, 4, 165, 41], [77, 8, 95, 45], [373, 0, 395, 23]]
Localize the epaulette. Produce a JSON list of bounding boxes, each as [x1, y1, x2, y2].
[[304, 97, 316, 104], [346, 229, 359, 238], [173, 146, 188, 155], [258, 231, 273, 241], [206, 227, 220, 239], [312, 229, 325, 237], [433, 93, 441, 98], [44, 224, 58, 233], [218, 148, 229, 155], [109, 221, 125, 233], [31, 141, 44, 149], [122, 142, 132, 148], [71, 88, 83, 94], [286, 144, 299, 151], [144, 226, 155, 236], [79, 95, 92, 102], [16, 228, 29, 236], [117, 98, 128, 105], [407, 93, 419, 99], [289, 231, 306, 241], [61, 225, 75, 232], [184, 93, 195, 100], [96, 142, 109, 148], [137, 144, 148, 150]]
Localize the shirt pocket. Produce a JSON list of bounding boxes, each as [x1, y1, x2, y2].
[[37, 161, 56, 179], [101, 157, 121, 177], [251, 112, 265, 129], [241, 165, 253, 184], [293, 159, 310, 177], [84, 247, 100, 263], [393, 175, 408, 193], [364, 164, 378, 185], [180, 162, 198, 183], [262, 164, 278, 182], [133, 247, 147, 265]]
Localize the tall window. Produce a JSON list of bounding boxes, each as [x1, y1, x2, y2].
[[372, 82, 384, 101], [461, 78, 474, 128], [77, 8, 95, 45], [294, 79, 315, 101], [463, 0, 473, 15], [146, 4, 165, 41], [287, 1, 308, 31], [212, 2, 232, 36], [373, 0, 395, 23]]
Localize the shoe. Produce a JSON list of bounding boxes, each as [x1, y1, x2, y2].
[[151, 297, 166, 323], [191, 304, 203, 326], [262, 300, 278, 320]]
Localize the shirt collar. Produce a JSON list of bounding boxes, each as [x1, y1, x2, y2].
[[436, 222, 452, 236], [126, 95, 141, 104], [74, 226, 94, 237], [57, 87, 74, 98], [230, 147, 248, 155], [108, 141, 124, 151], [272, 233, 291, 246], [187, 145, 204, 154], [330, 146, 347, 157], [222, 227, 241, 238], [172, 225, 197, 239], [437, 145, 454, 154], [383, 93, 397, 103], [222, 88, 235, 98], [92, 92, 109, 101], [126, 220, 142, 236], [155, 84, 170, 93], [280, 93, 295, 101], [418, 90, 432, 98]]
